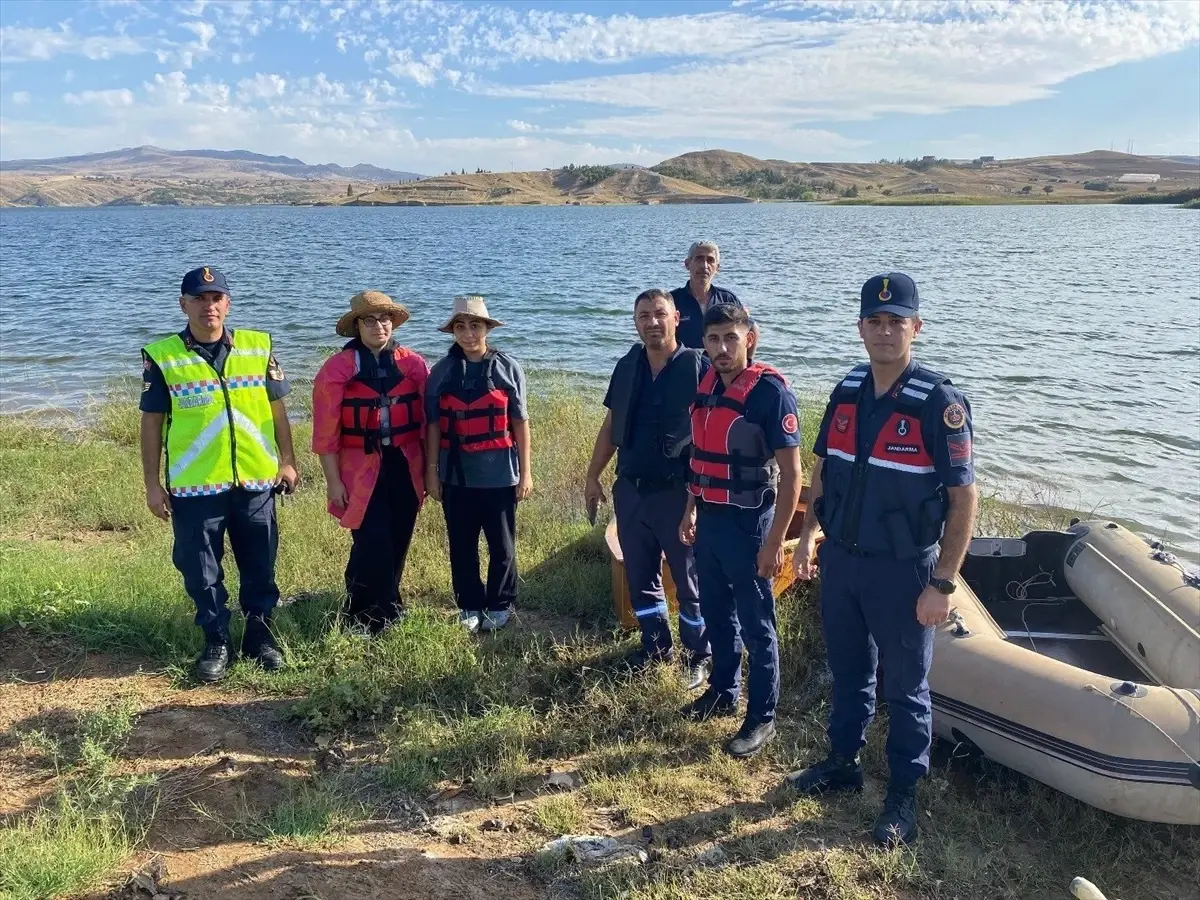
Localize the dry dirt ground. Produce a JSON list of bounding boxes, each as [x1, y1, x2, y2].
[[0, 628, 570, 900]]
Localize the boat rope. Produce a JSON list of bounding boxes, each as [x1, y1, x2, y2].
[[1084, 683, 1200, 765], [1008, 571, 1061, 654], [1147, 546, 1200, 589]]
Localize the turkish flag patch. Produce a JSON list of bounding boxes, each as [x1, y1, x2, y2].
[[781, 413, 798, 435], [947, 433, 972, 466]]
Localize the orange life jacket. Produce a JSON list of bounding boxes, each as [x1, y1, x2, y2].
[[437, 350, 514, 454], [688, 362, 783, 508], [339, 346, 423, 454]]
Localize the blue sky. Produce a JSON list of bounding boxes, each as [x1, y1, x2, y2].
[[1, 0, 1197, 172]]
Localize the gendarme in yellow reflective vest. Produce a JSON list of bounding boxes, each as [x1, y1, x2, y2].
[[143, 329, 280, 497]]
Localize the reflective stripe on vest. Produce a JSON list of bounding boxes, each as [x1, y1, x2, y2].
[[339, 347, 422, 453], [816, 363, 949, 558], [143, 330, 279, 496], [687, 362, 782, 508]]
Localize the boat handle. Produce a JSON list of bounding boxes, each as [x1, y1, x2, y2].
[[1080, 543, 1200, 643]]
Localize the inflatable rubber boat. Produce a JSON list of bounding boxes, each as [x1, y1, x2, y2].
[[938, 520, 1200, 825]]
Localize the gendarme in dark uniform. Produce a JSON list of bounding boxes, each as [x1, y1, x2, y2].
[[140, 266, 298, 682], [786, 272, 978, 847]]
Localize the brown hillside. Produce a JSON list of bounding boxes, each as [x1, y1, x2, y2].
[[652, 149, 1199, 202], [337, 168, 747, 207]]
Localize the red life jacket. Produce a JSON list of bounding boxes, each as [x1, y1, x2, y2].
[[438, 351, 514, 454], [339, 347, 423, 454], [688, 362, 783, 508]]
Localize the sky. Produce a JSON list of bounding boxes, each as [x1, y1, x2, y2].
[[0, 0, 1197, 173]]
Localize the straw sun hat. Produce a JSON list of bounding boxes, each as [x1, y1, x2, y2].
[[437, 294, 505, 333], [335, 291, 410, 338]]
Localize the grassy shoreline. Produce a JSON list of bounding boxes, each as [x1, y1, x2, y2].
[[1, 390, 1197, 900]]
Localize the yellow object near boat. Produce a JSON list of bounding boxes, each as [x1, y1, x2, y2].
[[606, 486, 817, 630]]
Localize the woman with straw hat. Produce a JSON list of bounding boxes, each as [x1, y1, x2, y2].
[[312, 291, 429, 634], [424, 295, 532, 633]]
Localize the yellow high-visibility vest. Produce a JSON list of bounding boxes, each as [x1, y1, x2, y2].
[[143, 329, 279, 496]]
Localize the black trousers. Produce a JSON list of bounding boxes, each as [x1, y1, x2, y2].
[[171, 487, 279, 640], [442, 484, 517, 612], [344, 452, 420, 632]]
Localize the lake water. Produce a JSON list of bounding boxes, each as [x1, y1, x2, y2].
[[1, 203, 1198, 556]]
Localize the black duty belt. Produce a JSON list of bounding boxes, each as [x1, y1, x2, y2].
[[621, 475, 682, 495]]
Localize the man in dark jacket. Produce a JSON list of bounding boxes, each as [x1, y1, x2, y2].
[[585, 288, 711, 688]]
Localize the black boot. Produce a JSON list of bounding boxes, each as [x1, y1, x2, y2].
[[242, 615, 285, 672], [680, 688, 736, 722], [725, 718, 776, 758], [195, 635, 231, 683], [685, 657, 710, 691], [784, 751, 864, 795], [873, 784, 919, 846]]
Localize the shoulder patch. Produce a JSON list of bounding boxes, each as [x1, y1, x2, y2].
[[947, 433, 972, 466], [942, 402, 966, 430], [781, 412, 799, 435], [267, 354, 285, 381]]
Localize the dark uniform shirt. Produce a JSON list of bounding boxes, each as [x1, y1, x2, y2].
[[704, 369, 802, 510], [813, 359, 975, 488], [603, 346, 709, 482], [140, 327, 291, 414], [671, 283, 743, 349]]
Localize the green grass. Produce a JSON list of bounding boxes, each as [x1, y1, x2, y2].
[[237, 777, 367, 848], [0, 794, 134, 900], [535, 793, 588, 835], [2, 385, 1197, 900]]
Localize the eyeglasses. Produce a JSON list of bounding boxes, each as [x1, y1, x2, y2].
[[359, 315, 393, 328]]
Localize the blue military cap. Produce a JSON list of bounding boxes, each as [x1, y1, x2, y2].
[[860, 272, 918, 318], [181, 266, 231, 297]]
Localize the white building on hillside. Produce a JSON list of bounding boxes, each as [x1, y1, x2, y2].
[[1117, 173, 1161, 183]]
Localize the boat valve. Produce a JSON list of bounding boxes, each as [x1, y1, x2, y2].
[[947, 609, 970, 637]]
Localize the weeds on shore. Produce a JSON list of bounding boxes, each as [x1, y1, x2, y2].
[[1, 390, 1197, 900]]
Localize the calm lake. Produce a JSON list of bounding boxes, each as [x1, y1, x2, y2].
[[1, 203, 1197, 556]]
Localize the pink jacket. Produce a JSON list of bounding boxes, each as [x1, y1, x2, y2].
[[312, 345, 429, 529]]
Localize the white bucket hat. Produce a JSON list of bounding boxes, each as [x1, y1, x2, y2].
[[437, 294, 505, 333]]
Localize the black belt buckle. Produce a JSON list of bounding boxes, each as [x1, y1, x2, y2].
[[632, 476, 677, 495]]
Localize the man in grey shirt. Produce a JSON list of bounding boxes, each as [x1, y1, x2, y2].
[[425, 296, 533, 633]]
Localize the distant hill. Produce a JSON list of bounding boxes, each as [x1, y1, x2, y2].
[[651, 149, 1200, 203], [0, 145, 421, 183], [330, 164, 749, 207], [4, 145, 1198, 209]]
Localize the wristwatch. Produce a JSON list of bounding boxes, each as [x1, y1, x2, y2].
[[929, 576, 956, 595]]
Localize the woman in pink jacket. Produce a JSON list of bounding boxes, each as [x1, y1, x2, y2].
[[312, 291, 428, 634]]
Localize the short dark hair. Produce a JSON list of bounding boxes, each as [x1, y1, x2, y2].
[[634, 288, 674, 310], [702, 302, 751, 333]]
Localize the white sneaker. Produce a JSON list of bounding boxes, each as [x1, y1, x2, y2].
[[479, 609, 512, 632], [460, 610, 481, 633]]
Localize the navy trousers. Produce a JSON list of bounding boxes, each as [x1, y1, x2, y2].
[[170, 487, 279, 640], [818, 540, 937, 788], [613, 477, 709, 662], [694, 502, 779, 723]]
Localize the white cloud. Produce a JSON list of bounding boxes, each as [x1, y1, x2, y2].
[[10, 91, 32, 105], [183, 20, 217, 51], [230, 51, 254, 64], [236, 72, 287, 101], [474, 0, 1200, 146], [507, 119, 538, 132], [63, 88, 135, 107], [0, 25, 148, 62], [385, 48, 440, 86]]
